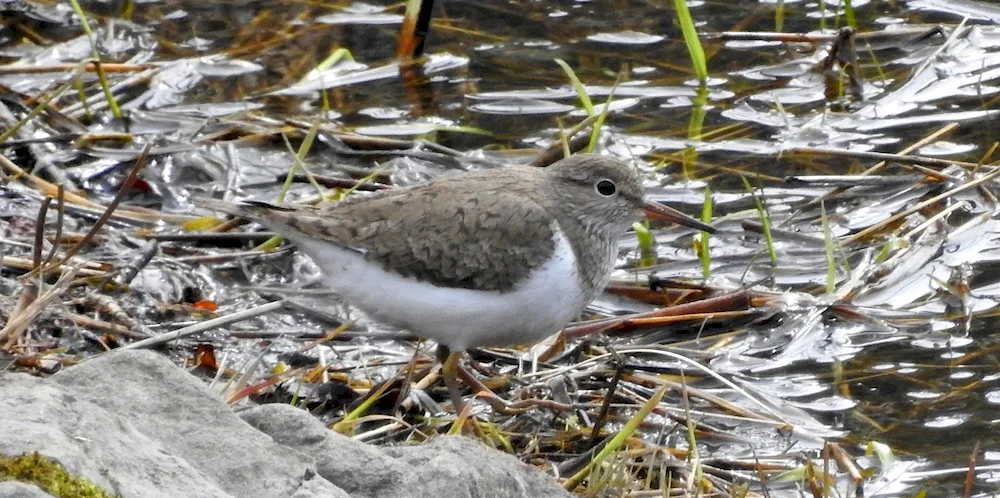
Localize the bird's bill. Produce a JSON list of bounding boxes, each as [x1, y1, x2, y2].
[[641, 201, 717, 233]]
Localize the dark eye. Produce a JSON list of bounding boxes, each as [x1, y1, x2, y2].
[[596, 179, 617, 196]]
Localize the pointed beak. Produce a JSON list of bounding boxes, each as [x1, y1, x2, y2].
[[641, 201, 716, 233]]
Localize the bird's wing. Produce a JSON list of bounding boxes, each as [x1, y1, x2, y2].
[[192, 177, 559, 292]]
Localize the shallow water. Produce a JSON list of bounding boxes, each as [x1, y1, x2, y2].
[[3, 0, 1000, 495]]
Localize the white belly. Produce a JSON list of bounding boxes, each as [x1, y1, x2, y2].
[[291, 226, 588, 350]]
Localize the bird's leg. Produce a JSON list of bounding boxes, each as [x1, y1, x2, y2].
[[436, 346, 518, 415], [454, 363, 496, 399], [436, 345, 466, 412]]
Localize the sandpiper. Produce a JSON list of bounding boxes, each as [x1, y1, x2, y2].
[[195, 154, 715, 410]]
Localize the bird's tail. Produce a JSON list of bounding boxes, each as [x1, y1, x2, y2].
[[190, 197, 294, 221]]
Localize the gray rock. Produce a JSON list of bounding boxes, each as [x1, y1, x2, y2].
[[385, 437, 573, 498], [0, 482, 56, 498], [241, 404, 413, 497], [50, 350, 337, 498], [0, 350, 570, 498], [289, 476, 354, 498], [0, 373, 230, 498], [241, 403, 573, 498]]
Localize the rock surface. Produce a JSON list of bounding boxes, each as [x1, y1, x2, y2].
[[0, 482, 55, 498], [0, 350, 573, 498], [242, 404, 572, 498]]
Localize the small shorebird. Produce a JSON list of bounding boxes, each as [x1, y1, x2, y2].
[[195, 154, 715, 411]]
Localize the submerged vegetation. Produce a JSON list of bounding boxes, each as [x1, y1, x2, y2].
[[1, 0, 1000, 496]]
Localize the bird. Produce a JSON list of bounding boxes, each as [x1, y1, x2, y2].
[[193, 153, 715, 411]]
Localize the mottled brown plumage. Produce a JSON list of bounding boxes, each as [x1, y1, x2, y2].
[[257, 171, 559, 292], [194, 154, 715, 411], [198, 154, 655, 297]]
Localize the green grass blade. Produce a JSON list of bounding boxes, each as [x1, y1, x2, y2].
[[681, 380, 704, 488], [844, 0, 857, 28], [254, 120, 324, 252], [562, 383, 669, 491], [431, 124, 493, 136], [0, 68, 82, 144], [699, 186, 712, 278], [741, 176, 777, 264], [316, 47, 355, 72], [682, 85, 709, 178], [632, 221, 656, 267], [588, 74, 621, 152], [821, 201, 836, 294], [255, 235, 285, 252], [673, 0, 708, 82], [68, 0, 122, 119], [554, 58, 594, 116], [278, 124, 320, 202], [866, 441, 896, 468], [73, 77, 92, 120], [775, 0, 785, 32], [773, 465, 809, 483], [332, 379, 396, 434]]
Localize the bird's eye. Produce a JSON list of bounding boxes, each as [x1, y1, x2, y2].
[[596, 179, 617, 196]]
